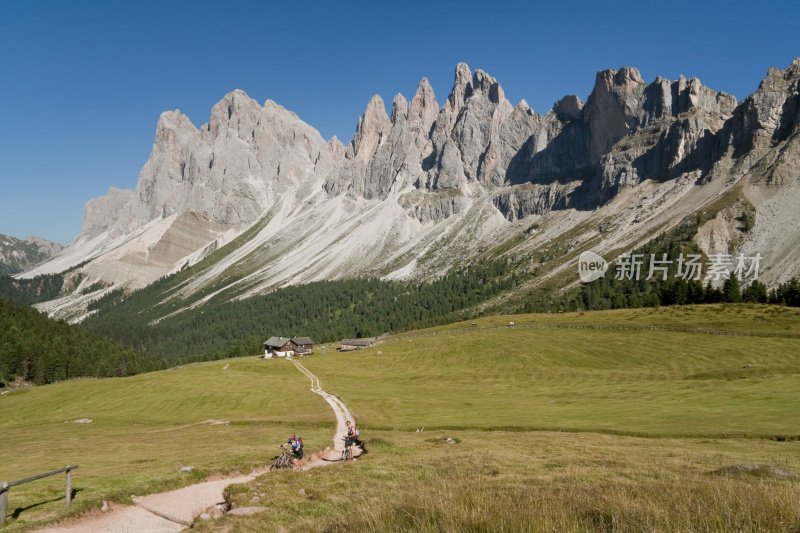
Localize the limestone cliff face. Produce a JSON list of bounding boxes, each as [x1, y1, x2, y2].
[[588, 68, 738, 200], [67, 58, 800, 237], [324, 79, 439, 200], [26, 58, 800, 318], [82, 187, 135, 239], [87, 91, 337, 240]]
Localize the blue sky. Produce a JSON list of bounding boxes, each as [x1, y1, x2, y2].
[[0, 0, 797, 245]]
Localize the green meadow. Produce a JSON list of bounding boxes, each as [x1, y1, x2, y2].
[[0, 359, 331, 531], [304, 305, 800, 437], [2, 304, 800, 531], [220, 304, 800, 531], [209, 431, 800, 532]]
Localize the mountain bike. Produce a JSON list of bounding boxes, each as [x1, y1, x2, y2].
[[340, 436, 353, 461], [270, 445, 294, 471]]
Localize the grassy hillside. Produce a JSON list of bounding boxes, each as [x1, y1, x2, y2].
[[213, 431, 799, 532], [0, 358, 331, 532], [211, 304, 800, 531], [302, 305, 800, 437], [419, 303, 800, 335], [3, 304, 799, 531]]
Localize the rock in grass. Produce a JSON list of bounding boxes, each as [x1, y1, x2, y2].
[[179, 466, 195, 472], [227, 507, 268, 516]]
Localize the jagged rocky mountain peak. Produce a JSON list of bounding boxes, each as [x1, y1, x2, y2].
[[471, 68, 505, 104], [82, 186, 135, 239], [23, 59, 800, 322], [349, 94, 392, 162], [408, 77, 439, 132], [208, 89, 263, 137], [446, 62, 473, 112], [391, 93, 408, 123], [327, 135, 347, 159], [153, 109, 198, 156], [616, 66, 645, 85], [761, 58, 800, 92], [729, 58, 800, 152], [412, 77, 436, 101], [553, 95, 584, 121]]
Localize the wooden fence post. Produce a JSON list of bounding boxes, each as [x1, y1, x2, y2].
[[65, 468, 72, 506], [1, 481, 8, 526]]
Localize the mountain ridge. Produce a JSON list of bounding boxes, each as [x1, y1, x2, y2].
[[0, 234, 64, 275], [20, 58, 800, 322]]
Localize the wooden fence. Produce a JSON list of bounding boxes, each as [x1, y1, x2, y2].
[[0, 465, 78, 526]]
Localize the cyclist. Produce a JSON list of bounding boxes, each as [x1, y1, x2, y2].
[[344, 421, 357, 458], [288, 433, 304, 464]]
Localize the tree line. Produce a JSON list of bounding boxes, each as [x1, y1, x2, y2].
[[0, 296, 167, 385], [81, 260, 518, 361], [0, 273, 64, 306], [519, 228, 799, 313]]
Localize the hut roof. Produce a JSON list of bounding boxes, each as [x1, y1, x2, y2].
[[340, 338, 375, 347], [264, 336, 292, 348]]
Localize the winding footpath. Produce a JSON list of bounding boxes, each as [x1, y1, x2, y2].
[[36, 359, 358, 533]]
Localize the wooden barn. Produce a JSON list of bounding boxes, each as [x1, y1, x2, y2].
[[339, 338, 375, 352], [291, 337, 314, 356]]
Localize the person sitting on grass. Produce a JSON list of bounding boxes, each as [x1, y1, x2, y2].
[[288, 433, 303, 464]]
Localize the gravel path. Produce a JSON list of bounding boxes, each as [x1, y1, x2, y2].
[[35, 358, 359, 532]]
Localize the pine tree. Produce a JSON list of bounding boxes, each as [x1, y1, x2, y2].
[[723, 276, 742, 303]]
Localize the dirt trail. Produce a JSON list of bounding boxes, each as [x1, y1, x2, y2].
[[35, 358, 358, 532], [292, 359, 355, 455]]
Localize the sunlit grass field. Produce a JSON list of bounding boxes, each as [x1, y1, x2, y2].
[[0, 359, 331, 531], [208, 431, 800, 532], [400, 303, 800, 336], [2, 304, 800, 531], [222, 304, 800, 531], [304, 307, 800, 437]]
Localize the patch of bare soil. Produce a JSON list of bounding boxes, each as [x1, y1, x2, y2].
[[711, 463, 797, 479]]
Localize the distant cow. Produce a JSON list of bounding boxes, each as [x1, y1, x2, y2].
[[508, 321, 516, 327]]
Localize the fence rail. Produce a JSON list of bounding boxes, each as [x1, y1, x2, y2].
[[0, 465, 78, 526]]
